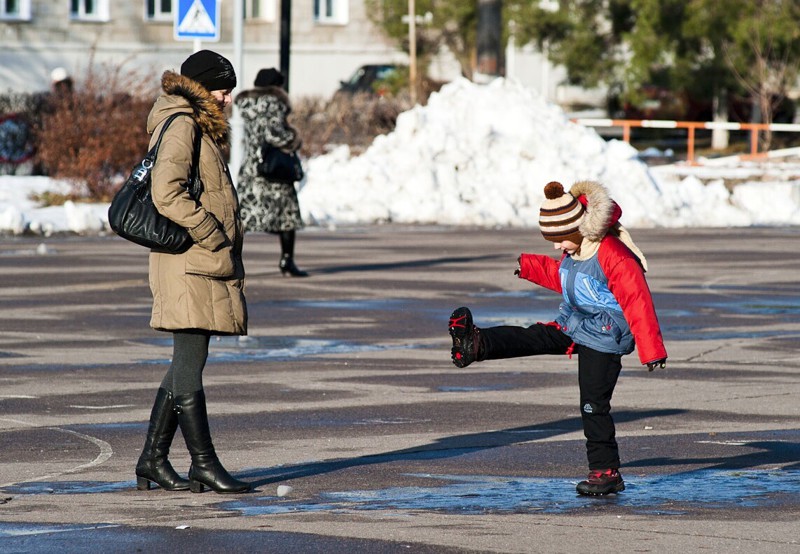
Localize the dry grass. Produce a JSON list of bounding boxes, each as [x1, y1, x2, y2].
[[291, 92, 414, 157]]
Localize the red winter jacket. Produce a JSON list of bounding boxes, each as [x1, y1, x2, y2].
[[518, 235, 667, 366]]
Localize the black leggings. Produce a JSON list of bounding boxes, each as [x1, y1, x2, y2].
[[481, 324, 623, 469], [160, 330, 211, 396]]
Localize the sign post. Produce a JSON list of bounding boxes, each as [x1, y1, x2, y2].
[[175, 0, 220, 51]]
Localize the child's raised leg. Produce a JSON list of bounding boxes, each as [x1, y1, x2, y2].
[[449, 307, 572, 367]]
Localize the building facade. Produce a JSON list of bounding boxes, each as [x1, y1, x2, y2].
[[0, 1, 592, 106], [0, 0, 409, 97]]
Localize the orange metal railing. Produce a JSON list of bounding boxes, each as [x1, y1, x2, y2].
[[572, 118, 800, 163]]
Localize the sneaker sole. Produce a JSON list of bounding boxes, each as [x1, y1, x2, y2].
[[448, 307, 473, 368]]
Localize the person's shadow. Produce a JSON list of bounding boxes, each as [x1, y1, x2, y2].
[[627, 438, 800, 471], [310, 254, 505, 275], [238, 409, 684, 486]]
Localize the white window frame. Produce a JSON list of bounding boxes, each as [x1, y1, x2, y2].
[[245, 0, 276, 22], [314, 0, 348, 25], [70, 0, 110, 22], [0, 0, 32, 21], [145, 0, 173, 22]]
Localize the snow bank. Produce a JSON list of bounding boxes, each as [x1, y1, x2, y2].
[[2, 77, 800, 235]]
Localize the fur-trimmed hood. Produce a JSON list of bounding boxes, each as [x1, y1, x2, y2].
[[568, 180, 648, 271], [569, 180, 619, 241], [146, 71, 229, 144], [235, 85, 291, 107]]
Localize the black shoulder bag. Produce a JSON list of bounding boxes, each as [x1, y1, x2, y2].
[[108, 113, 202, 253], [257, 143, 304, 183]]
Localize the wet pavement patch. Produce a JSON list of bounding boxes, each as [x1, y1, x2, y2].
[[1, 481, 132, 495], [664, 326, 800, 341], [0, 523, 120, 537], [139, 335, 428, 363], [436, 385, 513, 392], [6, 469, 799, 514], [0, 522, 457, 554], [221, 469, 800, 516], [331, 371, 576, 393], [284, 298, 408, 310], [708, 297, 800, 316]]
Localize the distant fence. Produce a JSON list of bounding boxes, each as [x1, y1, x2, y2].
[[572, 118, 800, 164]]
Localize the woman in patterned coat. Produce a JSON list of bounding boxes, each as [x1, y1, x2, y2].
[[235, 68, 307, 277]]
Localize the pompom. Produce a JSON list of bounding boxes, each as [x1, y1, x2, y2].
[[544, 181, 565, 199]]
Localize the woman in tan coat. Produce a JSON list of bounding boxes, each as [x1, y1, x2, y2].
[[134, 50, 250, 494]]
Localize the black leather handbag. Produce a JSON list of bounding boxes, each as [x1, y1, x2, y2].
[[256, 143, 304, 183], [108, 113, 201, 253]]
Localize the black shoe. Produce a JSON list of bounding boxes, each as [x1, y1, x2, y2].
[[279, 256, 309, 277], [576, 469, 625, 496], [449, 307, 480, 368], [175, 391, 251, 494], [135, 388, 190, 491]]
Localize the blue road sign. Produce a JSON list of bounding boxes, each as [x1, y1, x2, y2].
[[175, 0, 220, 42]]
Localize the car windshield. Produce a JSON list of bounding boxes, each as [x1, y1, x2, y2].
[[374, 67, 396, 80], [345, 68, 368, 86]]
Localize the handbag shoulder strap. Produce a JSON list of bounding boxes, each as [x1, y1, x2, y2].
[[186, 118, 203, 197], [188, 117, 202, 181], [147, 113, 203, 196], [146, 112, 184, 162]]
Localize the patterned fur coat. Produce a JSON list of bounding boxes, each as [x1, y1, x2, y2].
[[235, 86, 304, 233]]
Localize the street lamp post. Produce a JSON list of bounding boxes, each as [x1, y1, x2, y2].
[[280, 0, 292, 91], [408, 0, 417, 104], [476, 0, 503, 80]]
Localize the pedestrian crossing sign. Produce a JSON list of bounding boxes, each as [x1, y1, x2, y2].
[[174, 0, 220, 42]]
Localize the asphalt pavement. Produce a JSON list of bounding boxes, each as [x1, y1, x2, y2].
[[1, 226, 799, 553]]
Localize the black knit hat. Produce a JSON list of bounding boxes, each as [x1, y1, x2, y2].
[[254, 68, 284, 88], [180, 49, 237, 91]]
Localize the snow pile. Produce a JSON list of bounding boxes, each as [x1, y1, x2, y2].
[[299, 77, 800, 228], [2, 76, 800, 235], [299, 78, 665, 228], [0, 176, 107, 236], [650, 163, 800, 226]]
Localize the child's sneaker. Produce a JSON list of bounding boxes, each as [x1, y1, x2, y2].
[[576, 469, 625, 496], [449, 307, 480, 368]]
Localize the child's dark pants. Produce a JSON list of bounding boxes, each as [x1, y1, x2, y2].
[[481, 323, 623, 470]]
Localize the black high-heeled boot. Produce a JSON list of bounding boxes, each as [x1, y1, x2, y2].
[[279, 255, 308, 277], [278, 230, 308, 277], [135, 388, 190, 491], [174, 390, 251, 494]]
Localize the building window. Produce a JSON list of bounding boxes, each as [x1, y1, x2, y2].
[[146, 0, 172, 21], [245, 0, 275, 21], [314, 0, 348, 24], [0, 0, 32, 20], [70, 0, 110, 21]]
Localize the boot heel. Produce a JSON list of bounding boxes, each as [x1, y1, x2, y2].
[[189, 479, 205, 493], [136, 476, 152, 491]]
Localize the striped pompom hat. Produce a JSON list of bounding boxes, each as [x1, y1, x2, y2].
[[539, 181, 585, 244]]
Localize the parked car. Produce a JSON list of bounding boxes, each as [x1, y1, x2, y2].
[[337, 64, 401, 96], [610, 84, 796, 123]]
